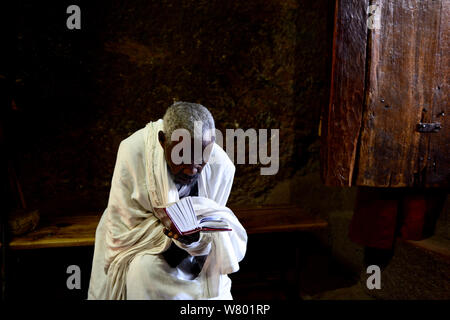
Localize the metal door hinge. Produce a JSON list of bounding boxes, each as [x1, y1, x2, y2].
[[416, 122, 441, 133]]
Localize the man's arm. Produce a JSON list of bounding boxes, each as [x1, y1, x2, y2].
[[166, 160, 237, 257], [104, 139, 164, 273]]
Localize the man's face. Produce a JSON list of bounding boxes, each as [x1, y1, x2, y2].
[[158, 130, 214, 186]]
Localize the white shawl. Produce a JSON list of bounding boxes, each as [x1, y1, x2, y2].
[[88, 120, 247, 299]]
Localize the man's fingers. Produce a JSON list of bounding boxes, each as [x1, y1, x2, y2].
[[163, 229, 181, 240]]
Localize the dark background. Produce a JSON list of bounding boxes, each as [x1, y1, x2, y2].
[[1, 0, 360, 301], [2, 0, 448, 301], [4, 0, 336, 216]]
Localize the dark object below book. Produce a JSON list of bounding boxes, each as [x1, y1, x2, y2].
[[161, 242, 206, 279]]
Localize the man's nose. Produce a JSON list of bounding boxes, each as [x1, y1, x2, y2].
[[183, 166, 198, 176]]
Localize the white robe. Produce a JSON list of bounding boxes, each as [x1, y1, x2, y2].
[[87, 119, 247, 300]]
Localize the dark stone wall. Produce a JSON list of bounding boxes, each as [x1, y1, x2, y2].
[[9, 0, 335, 215]]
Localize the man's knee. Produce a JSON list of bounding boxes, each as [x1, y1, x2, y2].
[[126, 254, 162, 299], [128, 254, 159, 281]]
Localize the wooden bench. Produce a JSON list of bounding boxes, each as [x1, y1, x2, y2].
[[3, 205, 328, 250]]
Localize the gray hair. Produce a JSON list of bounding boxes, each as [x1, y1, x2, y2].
[[163, 101, 215, 142]]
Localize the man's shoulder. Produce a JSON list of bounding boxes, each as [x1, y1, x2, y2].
[[118, 127, 147, 153], [119, 120, 162, 151]]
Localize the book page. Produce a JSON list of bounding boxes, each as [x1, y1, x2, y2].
[[199, 216, 231, 231], [186, 197, 197, 227], [167, 204, 184, 233], [175, 202, 188, 229], [181, 197, 196, 227], [165, 198, 198, 234]]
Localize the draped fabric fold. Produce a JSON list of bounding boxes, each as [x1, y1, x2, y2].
[[88, 120, 247, 300]]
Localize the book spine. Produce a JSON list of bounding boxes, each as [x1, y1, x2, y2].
[[180, 227, 203, 236], [164, 208, 184, 235], [200, 227, 232, 232]]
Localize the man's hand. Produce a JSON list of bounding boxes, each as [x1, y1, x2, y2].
[[163, 228, 200, 245]]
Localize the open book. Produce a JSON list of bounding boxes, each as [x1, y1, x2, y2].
[[154, 197, 232, 236]]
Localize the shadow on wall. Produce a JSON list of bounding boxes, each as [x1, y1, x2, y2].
[[11, 0, 335, 215]]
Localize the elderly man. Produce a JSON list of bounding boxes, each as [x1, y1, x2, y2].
[[88, 102, 247, 300]]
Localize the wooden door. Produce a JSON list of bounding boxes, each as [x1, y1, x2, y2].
[[320, 0, 449, 188]]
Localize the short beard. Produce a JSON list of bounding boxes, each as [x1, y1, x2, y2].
[[167, 166, 198, 186]]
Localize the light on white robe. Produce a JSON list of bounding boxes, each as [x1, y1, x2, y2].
[[87, 119, 247, 300]]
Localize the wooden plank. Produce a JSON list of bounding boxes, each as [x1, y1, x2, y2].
[[423, 0, 449, 187], [7, 215, 100, 250], [4, 206, 327, 250], [356, 0, 448, 187], [320, 0, 369, 186], [233, 206, 328, 234]]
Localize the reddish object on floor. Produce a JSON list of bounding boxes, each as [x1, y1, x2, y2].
[[400, 194, 427, 241], [348, 187, 447, 249]]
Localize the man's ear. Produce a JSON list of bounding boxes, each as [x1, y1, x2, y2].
[[158, 130, 165, 148]]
